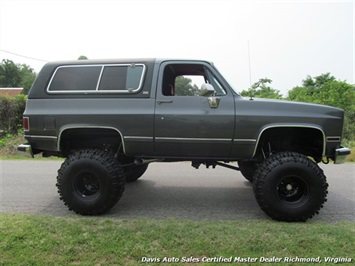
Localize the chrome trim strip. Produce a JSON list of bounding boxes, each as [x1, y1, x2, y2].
[[95, 66, 105, 91], [234, 139, 257, 143], [155, 137, 231, 142], [25, 135, 58, 140], [135, 64, 146, 92], [57, 126, 126, 153], [47, 63, 146, 94], [252, 125, 326, 157], [124, 136, 153, 141], [326, 136, 341, 142]]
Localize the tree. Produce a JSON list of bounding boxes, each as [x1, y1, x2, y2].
[[175, 76, 199, 96], [78, 55, 88, 60], [0, 59, 36, 94], [290, 73, 336, 99], [288, 73, 355, 140], [241, 78, 283, 99], [20, 64, 37, 94], [0, 59, 22, 88]]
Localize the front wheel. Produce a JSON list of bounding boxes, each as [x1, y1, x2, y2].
[[238, 161, 257, 182], [253, 152, 328, 222], [125, 164, 149, 183], [56, 149, 126, 215]]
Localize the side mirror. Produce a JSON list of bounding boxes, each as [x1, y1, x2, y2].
[[199, 83, 215, 97]]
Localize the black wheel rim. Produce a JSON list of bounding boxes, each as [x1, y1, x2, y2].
[[73, 172, 101, 198], [277, 175, 309, 204]]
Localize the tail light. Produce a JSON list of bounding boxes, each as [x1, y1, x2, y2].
[[23, 117, 30, 131]]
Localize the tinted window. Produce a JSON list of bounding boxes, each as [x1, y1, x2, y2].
[[126, 65, 144, 90], [98, 66, 127, 91], [47, 64, 145, 93], [48, 66, 101, 92], [98, 65, 144, 91]]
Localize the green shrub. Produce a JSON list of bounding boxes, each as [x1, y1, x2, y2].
[[0, 94, 26, 135]]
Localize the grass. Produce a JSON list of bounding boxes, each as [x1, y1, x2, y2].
[[343, 139, 355, 162], [0, 132, 59, 160], [0, 132, 27, 158], [0, 214, 354, 265]]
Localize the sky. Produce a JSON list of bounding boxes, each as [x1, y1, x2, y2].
[[0, 0, 353, 95]]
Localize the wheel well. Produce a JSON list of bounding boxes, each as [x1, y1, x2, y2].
[[256, 127, 324, 162], [59, 128, 122, 155]]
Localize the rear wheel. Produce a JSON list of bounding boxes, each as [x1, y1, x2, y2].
[[56, 149, 125, 215], [253, 152, 328, 222]]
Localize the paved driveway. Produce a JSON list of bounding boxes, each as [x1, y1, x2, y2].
[[0, 160, 354, 221]]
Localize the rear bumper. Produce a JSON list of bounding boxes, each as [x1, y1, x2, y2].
[[17, 144, 34, 158], [334, 147, 351, 164]]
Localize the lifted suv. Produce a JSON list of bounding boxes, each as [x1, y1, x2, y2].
[[18, 58, 351, 221]]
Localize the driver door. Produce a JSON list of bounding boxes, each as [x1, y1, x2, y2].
[[154, 62, 235, 158]]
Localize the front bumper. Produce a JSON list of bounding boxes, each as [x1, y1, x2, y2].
[[334, 147, 351, 164], [17, 144, 34, 158]]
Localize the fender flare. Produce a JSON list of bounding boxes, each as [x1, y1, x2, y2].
[[57, 125, 126, 153], [252, 124, 326, 157]]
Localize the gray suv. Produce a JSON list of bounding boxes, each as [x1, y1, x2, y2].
[[18, 58, 351, 221]]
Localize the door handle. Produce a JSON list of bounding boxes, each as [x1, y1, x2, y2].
[[157, 100, 173, 105]]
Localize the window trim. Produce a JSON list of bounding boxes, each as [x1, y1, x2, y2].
[[46, 63, 146, 94]]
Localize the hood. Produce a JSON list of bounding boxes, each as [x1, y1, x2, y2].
[[242, 97, 343, 119], [234, 96, 345, 139]]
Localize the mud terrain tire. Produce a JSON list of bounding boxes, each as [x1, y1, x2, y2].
[[56, 149, 125, 215], [125, 164, 149, 182], [253, 152, 328, 222], [238, 161, 257, 182]]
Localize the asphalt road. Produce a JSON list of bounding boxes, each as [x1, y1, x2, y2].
[[0, 160, 354, 222]]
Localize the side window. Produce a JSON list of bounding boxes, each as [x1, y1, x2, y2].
[[48, 64, 145, 93], [98, 66, 127, 91], [98, 65, 144, 91], [206, 69, 227, 96], [162, 64, 227, 96], [175, 75, 206, 96], [48, 66, 101, 92], [162, 66, 176, 96]]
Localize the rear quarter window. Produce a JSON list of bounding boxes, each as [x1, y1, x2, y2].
[[48, 66, 101, 92], [47, 64, 145, 94]]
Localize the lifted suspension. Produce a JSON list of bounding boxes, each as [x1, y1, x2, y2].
[[191, 161, 240, 171]]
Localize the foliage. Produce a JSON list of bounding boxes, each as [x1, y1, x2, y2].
[[343, 139, 355, 162], [78, 55, 88, 60], [0, 94, 26, 135], [0, 214, 354, 265], [0, 133, 13, 148], [175, 76, 200, 96], [0, 59, 22, 87], [20, 64, 37, 94], [241, 78, 283, 99], [288, 73, 355, 140], [0, 59, 37, 94], [0, 130, 27, 158]]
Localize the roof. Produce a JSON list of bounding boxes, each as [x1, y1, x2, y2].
[[45, 58, 157, 67], [43, 58, 213, 67]]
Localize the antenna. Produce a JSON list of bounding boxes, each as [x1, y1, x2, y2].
[[248, 40, 254, 100], [248, 40, 252, 87]]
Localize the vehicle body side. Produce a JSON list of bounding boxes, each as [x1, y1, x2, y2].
[[23, 58, 346, 163]]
